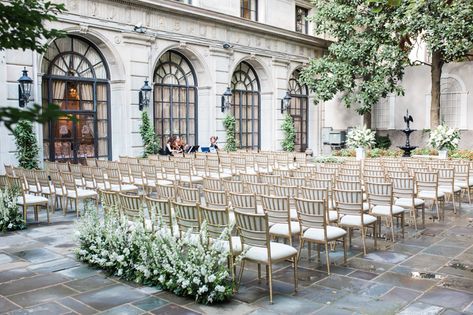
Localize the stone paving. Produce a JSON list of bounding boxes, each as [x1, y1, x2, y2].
[[1, 202, 473, 315]]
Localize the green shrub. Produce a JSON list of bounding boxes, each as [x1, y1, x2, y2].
[[375, 134, 391, 149], [281, 113, 296, 152], [223, 114, 237, 152], [12, 120, 39, 169], [139, 111, 159, 157]]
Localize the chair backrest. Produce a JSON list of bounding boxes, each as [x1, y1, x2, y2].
[[364, 170, 385, 178], [157, 183, 176, 200], [364, 174, 388, 184], [141, 164, 157, 184], [415, 171, 439, 192], [101, 190, 121, 216], [129, 163, 143, 181], [7, 175, 26, 194], [145, 196, 173, 234], [203, 177, 223, 191], [206, 158, 221, 175], [56, 162, 70, 172], [119, 193, 143, 222], [0, 175, 8, 189], [200, 205, 231, 240], [49, 171, 64, 194], [294, 197, 326, 230], [246, 181, 270, 196], [386, 170, 410, 179], [86, 158, 97, 167], [240, 172, 259, 184], [96, 159, 109, 169], [228, 192, 258, 213], [61, 172, 77, 191], [337, 174, 361, 182], [366, 181, 393, 207], [272, 184, 299, 198], [306, 178, 332, 190], [391, 176, 415, 199], [261, 195, 291, 225], [259, 174, 282, 186], [105, 168, 122, 186], [177, 185, 200, 204], [23, 169, 39, 191], [172, 200, 201, 237], [300, 186, 328, 201], [273, 168, 291, 177], [138, 158, 151, 166], [433, 167, 455, 187], [203, 189, 228, 208], [69, 163, 82, 176], [118, 162, 131, 178], [234, 210, 269, 248], [222, 179, 246, 194], [334, 180, 362, 191], [333, 189, 364, 217], [284, 176, 306, 188], [35, 170, 51, 188]]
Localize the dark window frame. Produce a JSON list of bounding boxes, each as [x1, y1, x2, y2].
[[241, 0, 258, 21], [42, 35, 111, 163], [288, 69, 309, 152], [295, 6, 309, 34]]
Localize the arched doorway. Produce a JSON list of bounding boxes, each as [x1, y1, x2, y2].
[[153, 50, 198, 147], [288, 69, 308, 152], [231, 61, 261, 150], [42, 35, 111, 162]]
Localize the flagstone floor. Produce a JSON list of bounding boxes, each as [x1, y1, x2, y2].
[[1, 202, 473, 315]]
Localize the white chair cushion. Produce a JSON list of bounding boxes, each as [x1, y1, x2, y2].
[[179, 175, 203, 183], [328, 210, 338, 222], [418, 190, 444, 199], [67, 189, 97, 199], [454, 181, 470, 189], [244, 242, 297, 263], [17, 194, 48, 205], [303, 226, 347, 242], [28, 185, 40, 193], [363, 202, 371, 212], [208, 172, 233, 180], [110, 184, 138, 192], [339, 214, 376, 226], [146, 179, 173, 187], [290, 208, 298, 220], [41, 186, 55, 194], [74, 179, 84, 186], [85, 181, 95, 189], [439, 185, 461, 193], [122, 176, 131, 184], [395, 197, 424, 207], [269, 221, 301, 236], [371, 205, 405, 216], [133, 178, 144, 185]]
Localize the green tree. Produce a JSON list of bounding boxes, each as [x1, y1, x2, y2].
[[281, 113, 296, 152], [0, 0, 67, 129], [12, 120, 40, 169], [139, 111, 159, 157], [300, 0, 473, 129]]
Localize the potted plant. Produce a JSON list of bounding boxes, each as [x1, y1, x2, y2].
[[428, 124, 460, 159], [346, 126, 376, 160]]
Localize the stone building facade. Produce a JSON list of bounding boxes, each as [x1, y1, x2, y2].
[[0, 0, 328, 166]]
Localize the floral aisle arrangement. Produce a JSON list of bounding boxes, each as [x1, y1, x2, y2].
[[346, 125, 376, 149], [0, 187, 25, 232], [428, 124, 460, 151], [75, 207, 234, 304]]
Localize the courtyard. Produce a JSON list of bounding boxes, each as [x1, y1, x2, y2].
[[1, 196, 473, 315]]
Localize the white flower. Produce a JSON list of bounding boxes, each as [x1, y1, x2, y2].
[[208, 275, 216, 282], [215, 285, 225, 293]]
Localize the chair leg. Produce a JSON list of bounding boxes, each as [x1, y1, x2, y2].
[[373, 222, 377, 250], [236, 259, 245, 291], [316, 244, 321, 263], [390, 216, 395, 242], [361, 226, 367, 255], [297, 238, 304, 263], [422, 204, 425, 228], [325, 243, 331, 275], [412, 207, 418, 231], [268, 263, 273, 304], [75, 199, 79, 217], [257, 264, 261, 281], [293, 256, 298, 293], [343, 235, 348, 265]]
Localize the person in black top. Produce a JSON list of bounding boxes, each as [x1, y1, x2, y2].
[[210, 136, 219, 151]]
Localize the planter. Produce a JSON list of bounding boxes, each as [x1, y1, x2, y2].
[[356, 147, 366, 160], [438, 150, 448, 159]]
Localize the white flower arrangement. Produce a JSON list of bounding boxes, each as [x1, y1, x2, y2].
[[75, 205, 234, 304], [0, 187, 25, 232], [346, 125, 376, 149], [429, 124, 460, 151]]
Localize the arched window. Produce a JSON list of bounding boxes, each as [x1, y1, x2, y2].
[[440, 77, 462, 128], [288, 69, 308, 152], [154, 51, 198, 146], [231, 61, 260, 150], [42, 35, 110, 162]]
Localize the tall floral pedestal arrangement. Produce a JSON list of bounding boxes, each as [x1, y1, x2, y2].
[[428, 124, 460, 159], [346, 126, 376, 161]]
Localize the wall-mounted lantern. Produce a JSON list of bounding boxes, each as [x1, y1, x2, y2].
[[18, 68, 33, 108], [221, 86, 232, 113], [281, 91, 292, 114], [139, 80, 152, 111]]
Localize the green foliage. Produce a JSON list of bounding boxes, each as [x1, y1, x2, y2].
[[223, 114, 237, 152], [299, 0, 473, 123], [0, 0, 66, 53], [75, 206, 234, 304], [299, 0, 407, 115], [281, 113, 296, 152], [0, 1, 69, 128], [375, 134, 391, 149], [139, 111, 159, 157], [0, 186, 25, 232], [12, 120, 39, 169]]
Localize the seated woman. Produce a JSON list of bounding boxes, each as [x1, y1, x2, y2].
[[209, 136, 219, 152], [165, 136, 181, 156]]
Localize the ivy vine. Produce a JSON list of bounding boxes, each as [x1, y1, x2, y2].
[[12, 120, 39, 169], [281, 113, 296, 152], [223, 113, 237, 152], [139, 111, 159, 157]]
